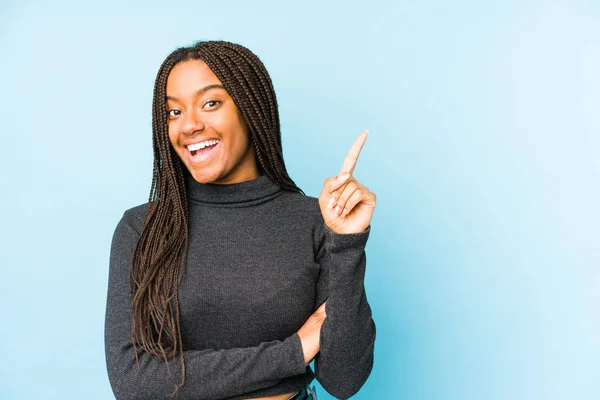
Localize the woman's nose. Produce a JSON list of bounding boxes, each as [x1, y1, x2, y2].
[[181, 109, 205, 135]]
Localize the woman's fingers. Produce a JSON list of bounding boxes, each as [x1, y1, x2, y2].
[[315, 300, 327, 314], [318, 130, 374, 234], [298, 300, 329, 365], [321, 130, 368, 206], [331, 178, 366, 213], [338, 130, 368, 176], [339, 186, 365, 217], [324, 173, 351, 197], [330, 180, 359, 215]]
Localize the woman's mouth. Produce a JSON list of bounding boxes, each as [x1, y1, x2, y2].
[[186, 140, 220, 164]]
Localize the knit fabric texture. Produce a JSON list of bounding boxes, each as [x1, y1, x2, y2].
[[105, 169, 376, 400]]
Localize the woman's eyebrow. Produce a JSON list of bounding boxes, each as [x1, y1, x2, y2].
[[166, 84, 226, 102]]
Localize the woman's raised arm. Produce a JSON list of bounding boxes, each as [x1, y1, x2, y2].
[[311, 130, 377, 399]]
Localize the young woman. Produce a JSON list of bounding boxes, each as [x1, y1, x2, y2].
[[105, 40, 376, 400]]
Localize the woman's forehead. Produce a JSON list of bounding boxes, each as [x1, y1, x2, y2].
[[166, 60, 225, 100]]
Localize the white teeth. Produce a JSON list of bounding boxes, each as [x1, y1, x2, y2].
[[187, 139, 219, 151]]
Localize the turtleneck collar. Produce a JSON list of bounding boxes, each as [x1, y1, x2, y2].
[[183, 168, 284, 207]]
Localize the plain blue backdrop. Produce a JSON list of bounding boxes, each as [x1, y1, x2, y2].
[[0, 0, 598, 399]]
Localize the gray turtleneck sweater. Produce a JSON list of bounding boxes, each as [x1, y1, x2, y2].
[[105, 169, 375, 400]]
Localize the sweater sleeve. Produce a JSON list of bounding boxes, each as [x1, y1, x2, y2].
[[312, 220, 376, 400], [105, 212, 307, 400]]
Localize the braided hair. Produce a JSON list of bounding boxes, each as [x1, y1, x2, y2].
[[130, 40, 304, 397]]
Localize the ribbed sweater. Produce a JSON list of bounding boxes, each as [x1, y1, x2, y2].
[[104, 169, 376, 400]]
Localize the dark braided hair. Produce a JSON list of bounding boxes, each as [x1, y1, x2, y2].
[[130, 40, 304, 397]]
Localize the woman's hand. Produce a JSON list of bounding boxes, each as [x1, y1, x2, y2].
[[297, 301, 327, 366], [318, 130, 376, 234]]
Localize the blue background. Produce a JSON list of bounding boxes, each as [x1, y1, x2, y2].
[[0, 0, 598, 399]]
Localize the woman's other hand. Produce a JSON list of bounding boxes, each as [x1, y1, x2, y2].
[[318, 130, 376, 234], [297, 301, 327, 366]]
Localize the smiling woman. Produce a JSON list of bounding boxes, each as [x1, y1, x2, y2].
[[104, 40, 376, 400], [165, 60, 260, 185]]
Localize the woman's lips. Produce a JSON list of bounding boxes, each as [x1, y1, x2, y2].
[[186, 141, 220, 164]]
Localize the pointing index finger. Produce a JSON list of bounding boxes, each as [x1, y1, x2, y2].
[[339, 130, 369, 176]]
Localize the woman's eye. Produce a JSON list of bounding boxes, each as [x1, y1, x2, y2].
[[168, 109, 181, 117], [204, 100, 220, 109]]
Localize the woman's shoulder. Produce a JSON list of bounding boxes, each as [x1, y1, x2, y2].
[[116, 202, 150, 236], [277, 191, 323, 218], [276, 192, 326, 245]]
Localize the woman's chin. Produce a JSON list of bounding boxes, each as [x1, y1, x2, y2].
[[190, 171, 221, 184]]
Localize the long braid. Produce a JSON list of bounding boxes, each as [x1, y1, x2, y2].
[[130, 40, 304, 398], [198, 42, 297, 191], [221, 50, 279, 161]]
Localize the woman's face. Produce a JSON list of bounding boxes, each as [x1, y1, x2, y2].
[[165, 59, 260, 184]]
